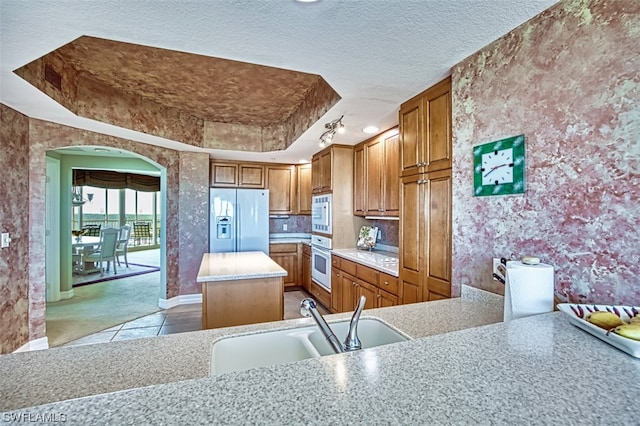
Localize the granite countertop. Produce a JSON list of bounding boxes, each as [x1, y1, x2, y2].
[[2, 289, 638, 424], [331, 248, 399, 276], [269, 233, 311, 244], [196, 252, 286, 282]]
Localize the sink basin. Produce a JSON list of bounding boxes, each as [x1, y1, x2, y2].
[[307, 318, 408, 356], [210, 318, 408, 375]]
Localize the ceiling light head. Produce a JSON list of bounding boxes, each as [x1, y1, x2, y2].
[[318, 115, 344, 147], [363, 126, 379, 134]]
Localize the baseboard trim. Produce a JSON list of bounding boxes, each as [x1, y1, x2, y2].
[[59, 289, 74, 300], [13, 337, 49, 353], [158, 293, 202, 309]]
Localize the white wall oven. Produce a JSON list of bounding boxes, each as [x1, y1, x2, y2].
[[311, 194, 332, 235], [311, 234, 332, 291]]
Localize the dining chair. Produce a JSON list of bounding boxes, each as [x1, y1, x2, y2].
[[83, 228, 119, 275], [81, 224, 101, 237], [116, 224, 131, 267]]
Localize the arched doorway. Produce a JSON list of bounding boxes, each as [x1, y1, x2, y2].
[[45, 146, 168, 346]]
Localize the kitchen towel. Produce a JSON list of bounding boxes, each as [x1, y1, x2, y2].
[[503, 260, 554, 321]]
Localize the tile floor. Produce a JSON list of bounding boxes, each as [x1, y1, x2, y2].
[[63, 289, 329, 347]]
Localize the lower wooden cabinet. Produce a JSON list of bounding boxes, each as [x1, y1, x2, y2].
[[310, 280, 331, 309], [330, 254, 400, 313], [302, 244, 311, 292], [269, 243, 298, 288]]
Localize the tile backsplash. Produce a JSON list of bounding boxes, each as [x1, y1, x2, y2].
[[269, 215, 311, 234]]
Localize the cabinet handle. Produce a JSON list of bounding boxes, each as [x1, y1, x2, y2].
[[336, 273, 340, 277], [377, 294, 381, 298], [384, 281, 389, 286]]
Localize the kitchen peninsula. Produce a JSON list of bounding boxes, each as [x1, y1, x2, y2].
[[1, 287, 638, 423], [197, 251, 287, 329]]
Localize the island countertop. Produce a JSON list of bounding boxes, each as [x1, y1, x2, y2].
[[196, 251, 287, 282]]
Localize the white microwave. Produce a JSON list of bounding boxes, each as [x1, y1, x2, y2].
[[311, 194, 332, 234]]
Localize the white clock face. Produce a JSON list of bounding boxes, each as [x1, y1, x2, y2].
[[481, 148, 514, 186]]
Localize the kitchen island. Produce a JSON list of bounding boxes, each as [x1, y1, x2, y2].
[[1, 288, 638, 424], [197, 251, 287, 329]]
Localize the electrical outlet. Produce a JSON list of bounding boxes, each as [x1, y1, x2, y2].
[[492, 258, 506, 281], [282, 224, 288, 231]]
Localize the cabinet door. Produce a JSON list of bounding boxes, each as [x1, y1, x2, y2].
[[210, 162, 238, 187], [319, 150, 332, 191], [302, 252, 311, 292], [399, 173, 424, 304], [238, 164, 265, 188], [311, 155, 321, 193], [267, 165, 296, 214], [356, 279, 377, 310], [296, 164, 312, 215], [399, 95, 424, 177], [423, 169, 452, 300], [382, 133, 400, 216], [340, 271, 357, 312], [377, 288, 399, 308], [270, 252, 297, 288], [353, 145, 366, 216], [365, 137, 383, 216], [330, 267, 342, 313], [424, 77, 452, 172]]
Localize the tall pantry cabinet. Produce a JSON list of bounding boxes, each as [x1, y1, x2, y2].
[[399, 76, 452, 303]]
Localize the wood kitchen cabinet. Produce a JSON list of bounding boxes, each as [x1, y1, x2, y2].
[[399, 76, 451, 177], [331, 255, 399, 313], [399, 169, 452, 303], [266, 165, 296, 215], [311, 147, 333, 193], [353, 127, 400, 217], [269, 243, 298, 288], [353, 145, 366, 216], [302, 243, 312, 292], [296, 164, 312, 215], [210, 161, 265, 188]]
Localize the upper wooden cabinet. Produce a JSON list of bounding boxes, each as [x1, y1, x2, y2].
[[353, 145, 366, 216], [296, 164, 312, 215], [311, 148, 333, 194], [353, 127, 400, 217], [210, 161, 265, 188], [399, 76, 451, 177], [266, 165, 296, 215]]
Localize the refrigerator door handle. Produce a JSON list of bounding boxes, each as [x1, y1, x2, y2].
[[235, 202, 240, 252]]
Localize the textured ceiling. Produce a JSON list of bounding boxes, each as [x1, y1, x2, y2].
[[0, 0, 559, 162]]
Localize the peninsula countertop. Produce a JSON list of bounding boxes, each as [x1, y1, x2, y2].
[[2, 289, 638, 424], [196, 251, 287, 282]]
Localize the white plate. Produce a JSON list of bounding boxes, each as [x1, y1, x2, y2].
[[557, 303, 640, 358]]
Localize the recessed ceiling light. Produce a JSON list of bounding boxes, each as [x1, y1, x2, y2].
[[94, 147, 110, 152], [296, 0, 320, 2], [298, 159, 310, 164], [362, 126, 379, 134]]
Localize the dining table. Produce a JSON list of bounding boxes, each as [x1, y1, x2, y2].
[[72, 236, 102, 274]]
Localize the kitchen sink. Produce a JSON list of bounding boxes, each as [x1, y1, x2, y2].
[[210, 318, 408, 375]]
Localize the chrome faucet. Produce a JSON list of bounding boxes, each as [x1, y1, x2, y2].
[[300, 295, 367, 354]]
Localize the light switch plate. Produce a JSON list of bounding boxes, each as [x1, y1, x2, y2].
[[1, 233, 10, 248]]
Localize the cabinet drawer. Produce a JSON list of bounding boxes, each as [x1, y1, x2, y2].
[[331, 256, 340, 269], [310, 281, 331, 309], [339, 258, 357, 276], [357, 264, 379, 286], [269, 243, 297, 253], [379, 272, 399, 296], [302, 244, 312, 256]]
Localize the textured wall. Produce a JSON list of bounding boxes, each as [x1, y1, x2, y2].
[[451, 0, 639, 305], [0, 105, 31, 353], [0, 115, 210, 351], [177, 152, 210, 295]]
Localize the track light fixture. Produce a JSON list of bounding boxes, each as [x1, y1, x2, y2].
[[318, 115, 345, 147]]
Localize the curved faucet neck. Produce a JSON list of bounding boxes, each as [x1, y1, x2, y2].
[[343, 295, 366, 351]]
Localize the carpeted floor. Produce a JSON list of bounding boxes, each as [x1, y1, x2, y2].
[[47, 249, 162, 347]]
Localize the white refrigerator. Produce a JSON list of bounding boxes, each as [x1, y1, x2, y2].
[[209, 188, 269, 254]]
